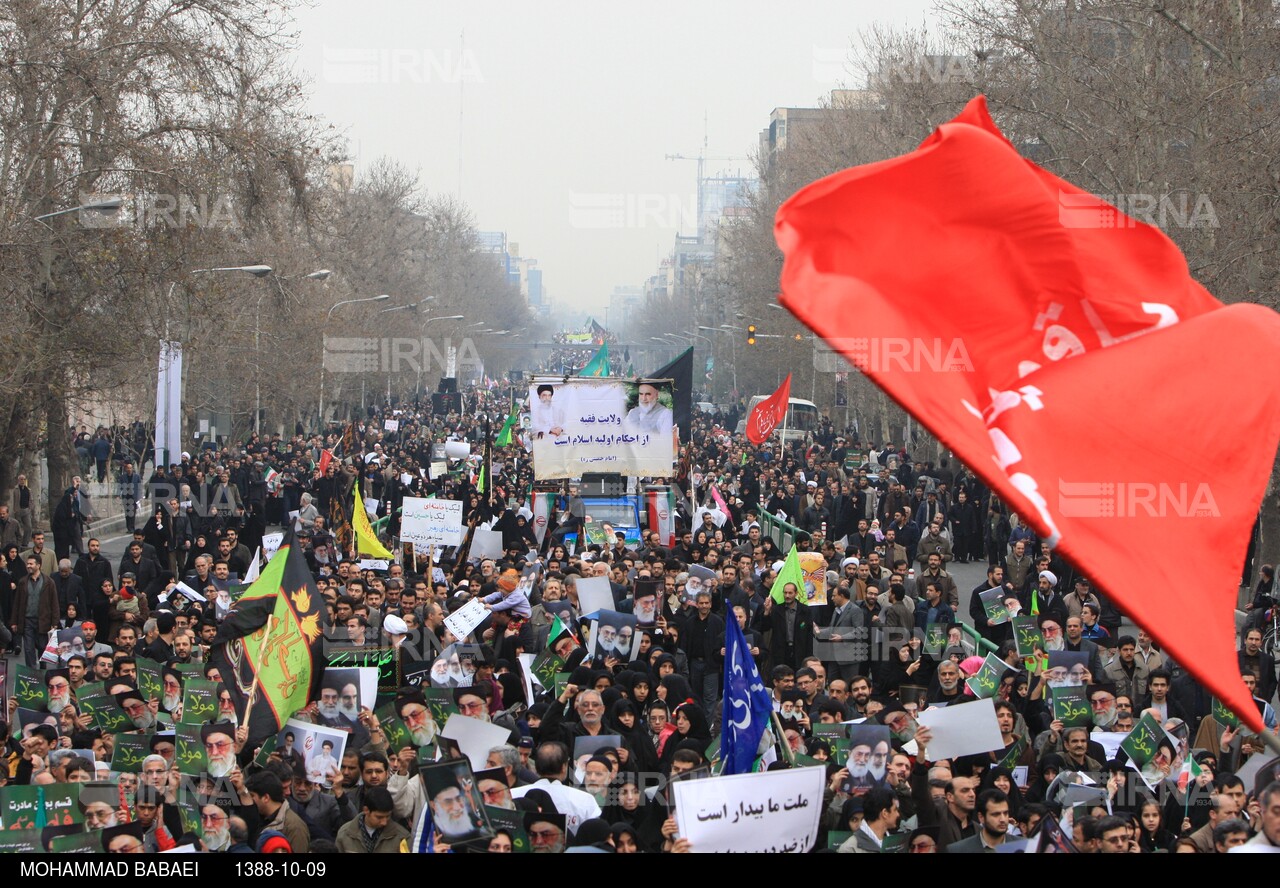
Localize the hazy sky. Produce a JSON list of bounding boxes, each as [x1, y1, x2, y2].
[[291, 0, 935, 314]]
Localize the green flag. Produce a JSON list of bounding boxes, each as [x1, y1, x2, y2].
[[579, 342, 609, 377], [771, 546, 805, 604], [208, 536, 325, 748], [496, 404, 519, 447]]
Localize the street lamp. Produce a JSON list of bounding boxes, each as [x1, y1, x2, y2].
[[34, 197, 124, 223], [319, 294, 392, 422], [380, 296, 435, 313]]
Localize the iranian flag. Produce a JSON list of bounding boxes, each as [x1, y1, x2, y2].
[[1177, 756, 1202, 793], [647, 487, 677, 547]]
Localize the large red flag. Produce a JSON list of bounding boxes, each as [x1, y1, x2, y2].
[[747, 374, 792, 445], [775, 96, 1280, 732]]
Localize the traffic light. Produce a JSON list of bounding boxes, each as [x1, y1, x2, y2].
[[747, 324, 757, 346]]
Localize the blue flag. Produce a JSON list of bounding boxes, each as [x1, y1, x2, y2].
[[720, 612, 773, 775]]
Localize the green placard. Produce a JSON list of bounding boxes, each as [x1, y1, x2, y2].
[[325, 646, 399, 695], [979, 588, 1009, 626], [1012, 616, 1044, 659], [996, 735, 1029, 770], [530, 649, 565, 692], [924, 623, 947, 656], [0, 786, 42, 830], [1120, 713, 1165, 768], [1051, 687, 1092, 729], [135, 657, 163, 704], [253, 734, 279, 768], [827, 829, 852, 849], [76, 682, 133, 733], [177, 803, 204, 840], [175, 662, 204, 683], [1211, 697, 1240, 729], [553, 672, 572, 701], [484, 805, 530, 853], [42, 783, 83, 827], [422, 688, 459, 727], [175, 722, 208, 776], [964, 654, 1007, 699], [828, 737, 851, 766], [0, 828, 42, 853], [375, 704, 414, 752], [180, 679, 220, 725], [110, 733, 153, 773], [49, 831, 100, 853], [882, 832, 909, 853], [12, 665, 47, 711]]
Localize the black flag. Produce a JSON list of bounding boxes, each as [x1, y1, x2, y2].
[[651, 347, 693, 435]]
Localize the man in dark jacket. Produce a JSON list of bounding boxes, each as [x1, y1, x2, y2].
[[75, 538, 115, 629], [12, 555, 58, 667], [754, 580, 814, 670], [52, 559, 88, 621], [678, 590, 727, 712]]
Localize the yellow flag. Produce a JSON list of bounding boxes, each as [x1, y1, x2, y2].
[[352, 485, 394, 559]]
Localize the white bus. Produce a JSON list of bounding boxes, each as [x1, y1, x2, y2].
[[738, 396, 821, 444]]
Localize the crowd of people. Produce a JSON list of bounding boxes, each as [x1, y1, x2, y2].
[[1, 388, 1277, 854]]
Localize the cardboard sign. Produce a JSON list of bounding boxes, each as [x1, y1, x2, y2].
[[401, 496, 464, 549]]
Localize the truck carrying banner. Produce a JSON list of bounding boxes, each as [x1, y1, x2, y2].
[[528, 377, 675, 480]]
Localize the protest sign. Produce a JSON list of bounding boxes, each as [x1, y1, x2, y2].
[[979, 588, 1010, 625], [916, 697, 1004, 760], [471, 528, 505, 560], [1051, 686, 1092, 729], [964, 654, 1008, 699], [528, 377, 675, 480], [673, 765, 825, 853], [262, 532, 284, 560], [444, 598, 488, 641], [575, 576, 615, 616], [440, 713, 513, 771], [401, 497, 464, 549]]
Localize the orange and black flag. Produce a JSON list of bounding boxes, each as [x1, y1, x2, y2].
[[209, 531, 326, 747]]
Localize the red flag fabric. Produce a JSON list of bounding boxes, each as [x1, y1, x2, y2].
[[317, 448, 333, 476], [747, 373, 792, 445], [775, 96, 1280, 732]]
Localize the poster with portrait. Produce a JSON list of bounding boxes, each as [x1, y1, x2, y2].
[[841, 725, 891, 796], [419, 758, 494, 845], [585, 612, 640, 666], [528, 377, 674, 480], [1044, 651, 1090, 688], [428, 643, 485, 688], [798, 552, 828, 607], [632, 578, 660, 628], [277, 718, 347, 789]]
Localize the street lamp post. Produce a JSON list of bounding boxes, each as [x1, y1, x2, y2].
[[319, 294, 391, 423]]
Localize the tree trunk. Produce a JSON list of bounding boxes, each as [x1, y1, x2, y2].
[[44, 374, 76, 522]]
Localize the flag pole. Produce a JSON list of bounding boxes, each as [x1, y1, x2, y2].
[[240, 617, 276, 738]]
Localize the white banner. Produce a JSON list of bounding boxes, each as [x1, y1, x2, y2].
[[673, 766, 824, 854], [531, 491, 556, 546], [154, 340, 183, 468], [401, 497, 463, 549], [443, 597, 488, 641], [262, 532, 284, 561], [528, 377, 674, 480]]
